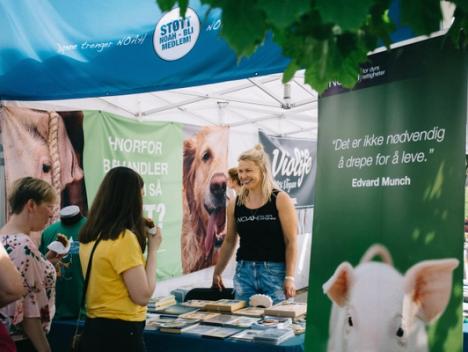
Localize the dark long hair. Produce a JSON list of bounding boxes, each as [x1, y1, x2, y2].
[[79, 167, 146, 252]]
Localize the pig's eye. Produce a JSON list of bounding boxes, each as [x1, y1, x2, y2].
[[347, 316, 353, 327], [42, 163, 51, 173], [396, 327, 404, 337]]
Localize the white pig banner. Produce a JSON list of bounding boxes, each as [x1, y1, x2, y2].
[[259, 130, 316, 208], [306, 35, 467, 351]]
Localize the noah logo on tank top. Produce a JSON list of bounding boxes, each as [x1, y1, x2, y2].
[[237, 214, 277, 223]]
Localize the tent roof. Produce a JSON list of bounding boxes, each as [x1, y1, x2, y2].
[[5, 70, 318, 139]]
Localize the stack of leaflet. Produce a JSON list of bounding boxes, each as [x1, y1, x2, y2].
[[204, 299, 247, 313], [264, 301, 307, 318], [182, 299, 215, 309], [253, 328, 295, 345], [179, 311, 221, 321], [147, 295, 177, 313], [202, 314, 259, 328], [229, 329, 262, 342], [158, 318, 200, 334], [181, 324, 242, 339], [145, 315, 179, 330], [153, 303, 199, 317], [251, 316, 292, 330], [232, 306, 265, 317]]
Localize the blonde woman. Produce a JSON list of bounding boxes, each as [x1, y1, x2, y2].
[[0, 177, 59, 352], [213, 145, 297, 303]]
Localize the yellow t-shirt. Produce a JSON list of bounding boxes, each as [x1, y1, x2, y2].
[[79, 229, 146, 321]]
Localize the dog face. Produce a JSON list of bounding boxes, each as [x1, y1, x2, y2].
[[182, 126, 229, 273]]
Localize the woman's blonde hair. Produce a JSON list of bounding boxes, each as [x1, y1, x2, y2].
[[237, 144, 278, 205], [8, 177, 57, 214]]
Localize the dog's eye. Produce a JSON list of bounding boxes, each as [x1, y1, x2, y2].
[[347, 316, 353, 327], [202, 150, 211, 162], [396, 327, 404, 337]]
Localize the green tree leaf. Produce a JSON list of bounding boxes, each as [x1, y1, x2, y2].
[[454, 0, 468, 12], [282, 60, 299, 83], [400, 0, 442, 34], [157, 0, 466, 93], [220, 0, 267, 58], [178, 0, 189, 17], [257, 0, 310, 28], [157, 0, 188, 16], [157, 0, 178, 12], [316, 0, 375, 31]]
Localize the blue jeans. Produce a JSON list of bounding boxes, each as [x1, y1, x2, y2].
[[234, 260, 286, 304]]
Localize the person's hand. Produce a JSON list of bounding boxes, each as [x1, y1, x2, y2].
[[284, 277, 296, 299], [212, 272, 225, 291], [45, 250, 64, 265], [147, 226, 162, 253]]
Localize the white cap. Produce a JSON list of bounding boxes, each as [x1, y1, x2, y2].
[[59, 205, 80, 218]]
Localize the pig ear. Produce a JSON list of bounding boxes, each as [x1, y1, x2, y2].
[[403, 258, 459, 323], [323, 262, 354, 307]]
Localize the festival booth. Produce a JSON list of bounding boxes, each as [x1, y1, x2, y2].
[[0, 0, 318, 295], [1, 1, 466, 352]]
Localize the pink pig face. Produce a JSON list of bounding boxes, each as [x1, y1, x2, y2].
[[2, 109, 53, 185], [323, 245, 458, 352]]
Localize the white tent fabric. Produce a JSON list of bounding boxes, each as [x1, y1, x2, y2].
[[3, 71, 318, 141]]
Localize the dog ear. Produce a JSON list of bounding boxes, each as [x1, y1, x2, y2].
[[183, 138, 196, 210]]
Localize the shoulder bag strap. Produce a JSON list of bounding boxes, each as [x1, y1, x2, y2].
[[72, 237, 102, 335]]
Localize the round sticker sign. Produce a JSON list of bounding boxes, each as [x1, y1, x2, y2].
[[153, 7, 200, 61]]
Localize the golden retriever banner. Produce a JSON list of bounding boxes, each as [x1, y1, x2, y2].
[[82, 112, 229, 278], [182, 125, 229, 273]]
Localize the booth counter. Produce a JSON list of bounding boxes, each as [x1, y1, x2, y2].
[[48, 319, 305, 352]]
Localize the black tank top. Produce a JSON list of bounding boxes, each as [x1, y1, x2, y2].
[[234, 190, 285, 262]]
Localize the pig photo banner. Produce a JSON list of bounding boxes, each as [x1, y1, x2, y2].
[[83, 111, 184, 279], [306, 36, 467, 352], [259, 130, 316, 208]]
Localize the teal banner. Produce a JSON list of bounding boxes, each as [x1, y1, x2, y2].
[[83, 111, 183, 279], [307, 36, 467, 351]]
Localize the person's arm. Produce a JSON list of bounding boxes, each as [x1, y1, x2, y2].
[[276, 192, 298, 299], [123, 227, 162, 306], [22, 317, 51, 352], [212, 199, 238, 290], [0, 243, 25, 307]]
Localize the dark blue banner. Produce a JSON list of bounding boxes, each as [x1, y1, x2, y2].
[[259, 131, 316, 208]]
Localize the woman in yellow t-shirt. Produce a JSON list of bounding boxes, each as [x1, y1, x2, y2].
[[79, 167, 162, 352]]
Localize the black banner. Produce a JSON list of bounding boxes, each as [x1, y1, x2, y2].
[[259, 131, 316, 208]]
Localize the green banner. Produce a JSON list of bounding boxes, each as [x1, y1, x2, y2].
[[306, 37, 467, 351], [83, 111, 183, 279]]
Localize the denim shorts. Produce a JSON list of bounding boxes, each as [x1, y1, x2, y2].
[[234, 260, 286, 304]]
